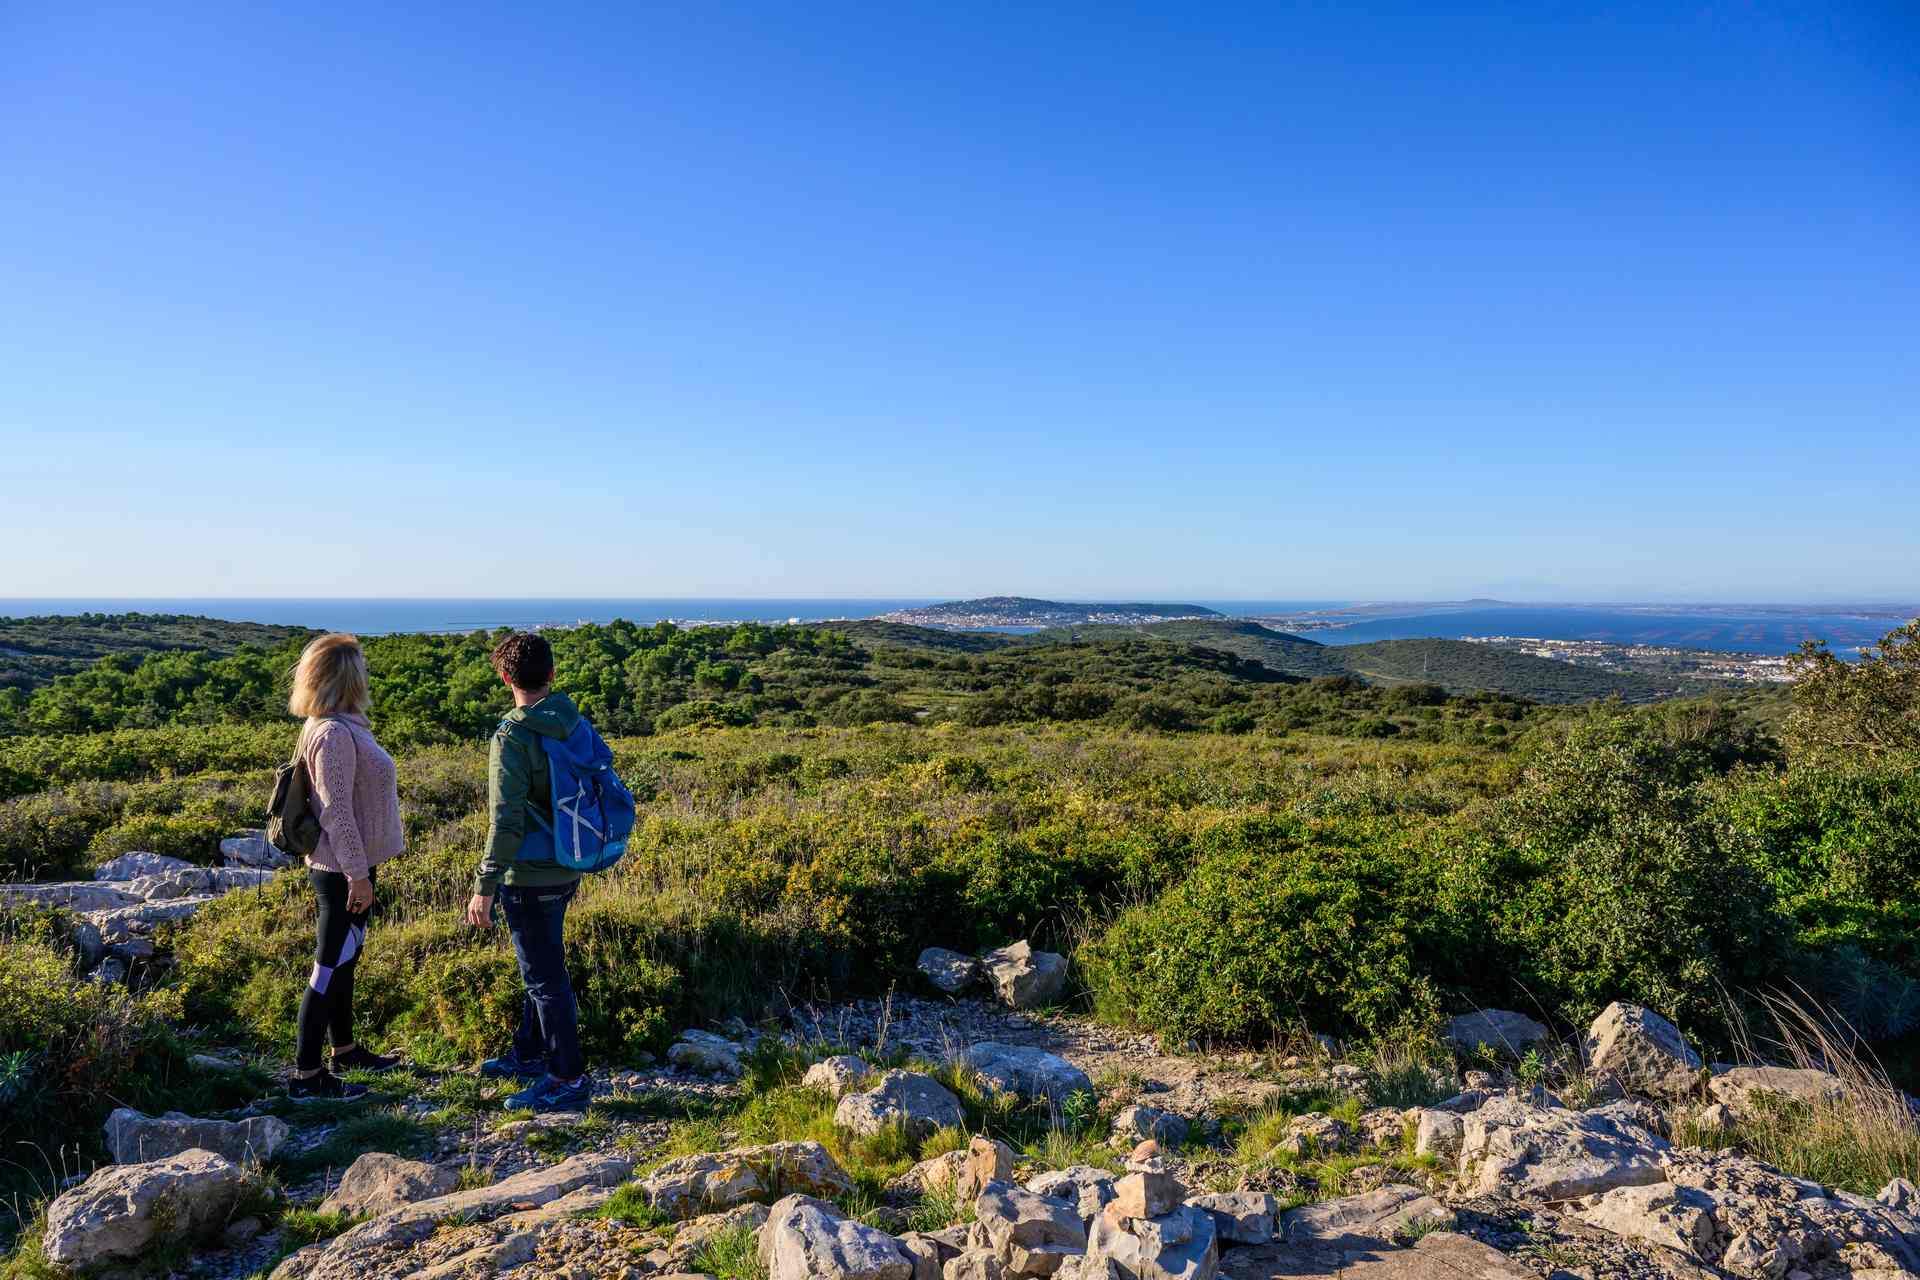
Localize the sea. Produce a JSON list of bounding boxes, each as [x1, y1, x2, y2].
[[0, 598, 1906, 656], [1283, 605, 1904, 656]]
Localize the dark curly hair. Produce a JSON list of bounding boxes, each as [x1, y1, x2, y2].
[[490, 632, 555, 691]]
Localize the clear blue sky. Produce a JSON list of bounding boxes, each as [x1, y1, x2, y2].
[[3, 2, 1915, 602]]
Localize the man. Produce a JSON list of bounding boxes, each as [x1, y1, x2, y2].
[[465, 631, 590, 1111]]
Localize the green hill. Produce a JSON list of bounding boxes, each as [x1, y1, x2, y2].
[[817, 620, 1017, 653], [1017, 619, 1677, 704], [1333, 637, 1680, 704], [0, 612, 313, 691]]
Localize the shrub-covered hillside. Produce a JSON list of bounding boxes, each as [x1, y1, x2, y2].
[[1, 614, 1914, 1246], [0, 612, 311, 692]]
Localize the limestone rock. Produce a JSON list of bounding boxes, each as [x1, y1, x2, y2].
[[1112, 1106, 1188, 1150], [1280, 1186, 1452, 1249], [1708, 1066, 1845, 1118], [913, 1151, 970, 1195], [669, 1029, 747, 1078], [1187, 1192, 1277, 1245], [1411, 1110, 1463, 1160], [1457, 1094, 1669, 1200], [1027, 1167, 1117, 1221], [87, 895, 215, 943], [1433, 1089, 1490, 1114], [974, 1179, 1089, 1277], [902, 1229, 966, 1280], [1878, 1178, 1918, 1214], [128, 865, 276, 901], [68, 916, 105, 970], [272, 1152, 632, 1279], [641, 1141, 853, 1219], [1664, 1148, 1920, 1278], [319, 1153, 460, 1218], [920, 947, 983, 994], [965, 1043, 1094, 1107], [1109, 1171, 1184, 1222], [1444, 1009, 1551, 1057], [1221, 1233, 1531, 1280], [1580, 1182, 1719, 1260], [42, 1148, 246, 1269], [1356, 1107, 1405, 1149], [980, 941, 1069, 1009], [1276, 1113, 1352, 1157], [804, 1055, 872, 1098], [94, 851, 197, 881], [1085, 1201, 1216, 1280], [947, 1250, 1010, 1280], [758, 1194, 913, 1280], [1583, 1002, 1702, 1099], [105, 1107, 288, 1165], [836, 1070, 966, 1140], [222, 831, 294, 869], [957, 1137, 1017, 1202], [0, 881, 142, 912]]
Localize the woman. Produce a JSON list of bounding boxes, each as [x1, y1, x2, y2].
[[287, 633, 406, 1099]]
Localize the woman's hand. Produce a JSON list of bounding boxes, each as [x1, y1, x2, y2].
[[346, 876, 375, 913], [465, 894, 494, 929]]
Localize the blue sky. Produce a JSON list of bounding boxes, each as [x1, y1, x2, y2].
[[2, 2, 1915, 602]]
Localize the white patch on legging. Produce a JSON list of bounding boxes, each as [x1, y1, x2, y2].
[[309, 924, 366, 995]]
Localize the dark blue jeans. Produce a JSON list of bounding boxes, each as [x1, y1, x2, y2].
[[499, 882, 584, 1080]]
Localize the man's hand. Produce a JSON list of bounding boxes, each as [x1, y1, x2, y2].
[[346, 877, 375, 913], [465, 893, 494, 928]]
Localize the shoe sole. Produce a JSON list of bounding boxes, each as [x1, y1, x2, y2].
[[286, 1089, 369, 1102]]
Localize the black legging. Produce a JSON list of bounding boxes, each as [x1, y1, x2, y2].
[[295, 867, 375, 1071]]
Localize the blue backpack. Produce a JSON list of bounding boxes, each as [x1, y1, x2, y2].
[[510, 716, 636, 873]]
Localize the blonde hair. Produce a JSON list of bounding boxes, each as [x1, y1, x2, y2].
[[288, 633, 371, 719]]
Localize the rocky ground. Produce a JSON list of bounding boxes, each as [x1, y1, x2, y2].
[[16, 938, 1920, 1280]]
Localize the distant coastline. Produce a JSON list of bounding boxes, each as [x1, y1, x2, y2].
[[0, 596, 1908, 656]]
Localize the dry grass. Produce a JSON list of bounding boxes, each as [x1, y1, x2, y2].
[[1676, 991, 1920, 1195]]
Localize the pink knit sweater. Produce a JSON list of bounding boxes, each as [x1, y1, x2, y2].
[[300, 714, 404, 881]]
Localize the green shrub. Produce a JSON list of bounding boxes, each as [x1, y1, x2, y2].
[[1081, 818, 1441, 1041], [1436, 714, 1798, 1044]]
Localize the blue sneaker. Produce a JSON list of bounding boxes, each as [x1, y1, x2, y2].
[[480, 1050, 547, 1081], [507, 1074, 591, 1113]]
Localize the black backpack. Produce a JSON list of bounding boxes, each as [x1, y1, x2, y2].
[[265, 717, 341, 857]]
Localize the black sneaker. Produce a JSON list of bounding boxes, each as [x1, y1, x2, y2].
[[287, 1070, 369, 1101], [333, 1046, 404, 1074]]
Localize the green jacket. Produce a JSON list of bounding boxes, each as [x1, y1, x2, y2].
[[474, 692, 586, 896]]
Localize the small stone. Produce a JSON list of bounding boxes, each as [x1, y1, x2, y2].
[[1444, 1010, 1551, 1057], [919, 948, 982, 994], [1276, 1113, 1351, 1157], [803, 1055, 872, 1099], [1583, 1002, 1701, 1099], [978, 942, 1069, 1009], [1188, 1191, 1278, 1244], [319, 1152, 460, 1218], [965, 1044, 1094, 1108], [1111, 1106, 1188, 1150], [835, 1070, 966, 1141], [668, 1030, 746, 1079]]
